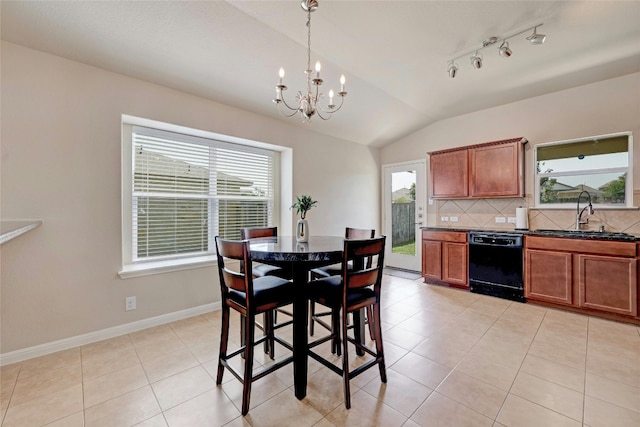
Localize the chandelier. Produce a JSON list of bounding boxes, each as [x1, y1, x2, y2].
[[273, 0, 347, 122]]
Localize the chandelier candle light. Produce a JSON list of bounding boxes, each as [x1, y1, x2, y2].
[[273, 0, 347, 121]]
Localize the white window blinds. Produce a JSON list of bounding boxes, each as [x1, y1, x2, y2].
[[131, 126, 274, 262]]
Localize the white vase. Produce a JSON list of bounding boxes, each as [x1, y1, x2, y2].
[[296, 219, 309, 242]]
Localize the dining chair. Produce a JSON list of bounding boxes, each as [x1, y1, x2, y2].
[[306, 236, 387, 409], [215, 237, 295, 415], [309, 227, 376, 354], [240, 227, 294, 356]]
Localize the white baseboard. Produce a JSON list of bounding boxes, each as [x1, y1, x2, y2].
[[0, 302, 221, 366]]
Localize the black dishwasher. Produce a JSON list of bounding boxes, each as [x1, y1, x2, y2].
[[468, 232, 524, 302]]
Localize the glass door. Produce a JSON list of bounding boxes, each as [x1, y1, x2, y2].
[[382, 160, 426, 271]]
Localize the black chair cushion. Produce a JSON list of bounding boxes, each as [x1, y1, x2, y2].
[[307, 276, 375, 307], [229, 275, 295, 307], [310, 260, 357, 278]]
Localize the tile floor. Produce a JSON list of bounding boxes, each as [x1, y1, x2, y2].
[[1, 275, 639, 426]]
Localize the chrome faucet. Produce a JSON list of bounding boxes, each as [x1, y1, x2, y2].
[[576, 190, 594, 230]]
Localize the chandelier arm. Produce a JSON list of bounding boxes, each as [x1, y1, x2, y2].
[[278, 94, 299, 112], [276, 101, 301, 118], [315, 108, 331, 121], [316, 94, 345, 114]]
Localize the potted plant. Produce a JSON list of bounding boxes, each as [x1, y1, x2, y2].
[[291, 194, 317, 242]]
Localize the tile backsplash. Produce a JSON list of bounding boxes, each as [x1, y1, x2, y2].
[[432, 190, 640, 235]]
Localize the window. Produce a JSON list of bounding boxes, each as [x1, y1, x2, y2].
[[121, 120, 278, 276], [534, 132, 633, 208]]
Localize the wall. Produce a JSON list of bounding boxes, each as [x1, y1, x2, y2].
[[381, 72, 640, 232], [0, 42, 380, 355]]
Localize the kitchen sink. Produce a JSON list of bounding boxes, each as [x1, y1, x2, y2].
[[531, 229, 637, 241]]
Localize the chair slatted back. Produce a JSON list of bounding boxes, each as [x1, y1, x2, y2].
[[345, 227, 376, 269], [241, 227, 278, 240], [344, 237, 385, 291], [215, 237, 253, 300]]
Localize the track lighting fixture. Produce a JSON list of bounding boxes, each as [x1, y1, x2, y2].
[[447, 61, 458, 78], [471, 51, 482, 69], [526, 25, 546, 45], [447, 23, 545, 78], [498, 41, 512, 57]]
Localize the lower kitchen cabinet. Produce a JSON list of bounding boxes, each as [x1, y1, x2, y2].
[[526, 249, 573, 305], [578, 254, 637, 316], [525, 236, 638, 319], [422, 229, 468, 288]]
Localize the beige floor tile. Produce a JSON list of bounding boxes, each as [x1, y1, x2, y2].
[[81, 344, 141, 380], [496, 394, 581, 427], [84, 386, 161, 427], [410, 392, 493, 427], [243, 389, 324, 427], [466, 297, 511, 318], [81, 335, 133, 357], [586, 349, 640, 387], [43, 411, 84, 426], [2, 384, 83, 427], [134, 413, 168, 427], [325, 389, 407, 427], [142, 346, 200, 383], [527, 339, 586, 370], [390, 352, 451, 390], [510, 371, 584, 422], [585, 373, 640, 414], [383, 325, 428, 351], [84, 363, 149, 408], [584, 395, 640, 427], [411, 336, 471, 368], [133, 333, 188, 364], [454, 354, 518, 391], [221, 368, 290, 414], [152, 365, 216, 411], [18, 348, 80, 380], [393, 315, 447, 338], [0, 363, 21, 384], [520, 354, 585, 392], [162, 389, 240, 426], [361, 369, 433, 417], [300, 365, 351, 415], [436, 370, 507, 419], [10, 362, 82, 407]]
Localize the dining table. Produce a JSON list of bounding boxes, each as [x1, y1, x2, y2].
[[249, 235, 345, 400]]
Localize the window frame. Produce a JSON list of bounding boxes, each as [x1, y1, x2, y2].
[[119, 115, 283, 278], [533, 131, 634, 209]]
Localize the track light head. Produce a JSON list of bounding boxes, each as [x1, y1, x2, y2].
[[526, 26, 546, 45], [471, 51, 482, 69], [447, 61, 458, 78], [498, 41, 512, 57]]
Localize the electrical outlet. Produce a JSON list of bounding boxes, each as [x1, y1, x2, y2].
[[428, 198, 434, 205], [450, 216, 459, 222], [440, 216, 449, 222], [495, 217, 506, 223], [125, 296, 136, 311], [507, 217, 517, 223]]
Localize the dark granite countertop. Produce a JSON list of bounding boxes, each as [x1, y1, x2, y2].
[[422, 227, 638, 242]]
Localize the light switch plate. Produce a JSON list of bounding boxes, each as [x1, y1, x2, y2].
[[440, 216, 449, 222], [495, 217, 506, 223], [507, 217, 517, 223], [450, 216, 458, 222]]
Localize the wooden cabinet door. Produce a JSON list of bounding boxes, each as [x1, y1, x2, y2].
[[525, 249, 573, 305], [443, 242, 468, 287], [430, 150, 468, 198], [469, 142, 522, 197], [577, 254, 637, 316], [422, 240, 442, 281]]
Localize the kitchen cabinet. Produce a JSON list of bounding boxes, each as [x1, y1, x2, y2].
[[429, 149, 468, 198], [429, 137, 525, 199], [525, 236, 638, 319], [422, 230, 468, 288]]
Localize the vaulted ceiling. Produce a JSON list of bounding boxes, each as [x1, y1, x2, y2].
[[2, 1, 639, 147]]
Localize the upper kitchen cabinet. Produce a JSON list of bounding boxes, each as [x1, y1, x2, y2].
[[429, 137, 526, 199], [429, 149, 468, 198]]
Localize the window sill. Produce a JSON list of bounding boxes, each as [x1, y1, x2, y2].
[[119, 255, 217, 279]]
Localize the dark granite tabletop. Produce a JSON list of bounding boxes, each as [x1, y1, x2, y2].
[[249, 235, 344, 263]]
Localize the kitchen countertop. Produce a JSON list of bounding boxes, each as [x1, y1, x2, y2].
[[422, 227, 638, 242]]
